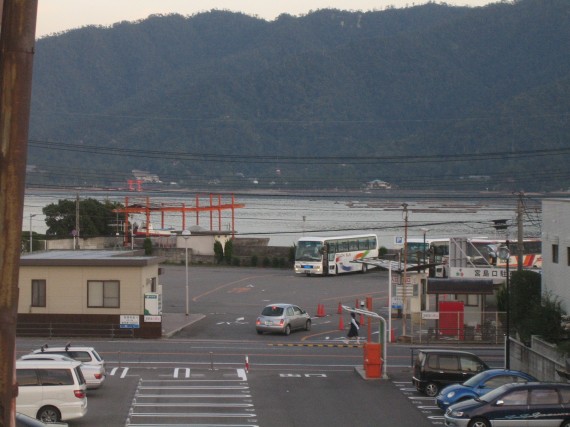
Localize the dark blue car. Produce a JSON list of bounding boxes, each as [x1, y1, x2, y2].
[[436, 369, 537, 410], [444, 382, 570, 427]]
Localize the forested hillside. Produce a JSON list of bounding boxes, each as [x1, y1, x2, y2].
[[27, 0, 570, 192]]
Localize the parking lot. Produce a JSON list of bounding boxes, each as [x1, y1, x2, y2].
[[16, 265, 503, 426]]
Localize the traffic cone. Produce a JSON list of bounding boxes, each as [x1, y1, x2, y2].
[[337, 302, 342, 314], [316, 304, 322, 317], [338, 316, 345, 330], [320, 304, 326, 317], [245, 355, 249, 373]]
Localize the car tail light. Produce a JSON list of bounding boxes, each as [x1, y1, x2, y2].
[[95, 373, 102, 379], [279, 319, 284, 326], [256, 319, 261, 325], [74, 389, 86, 399]]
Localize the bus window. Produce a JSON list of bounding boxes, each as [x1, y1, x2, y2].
[[338, 240, 348, 252], [349, 240, 358, 251], [358, 238, 369, 250]]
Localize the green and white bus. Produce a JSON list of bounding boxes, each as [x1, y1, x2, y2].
[[294, 234, 379, 276]]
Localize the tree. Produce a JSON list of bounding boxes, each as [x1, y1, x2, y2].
[[498, 270, 565, 343], [43, 198, 122, 237], [224, 239, 234, 265], [509, 270, 542, 340], [213, 240, 224, 264]]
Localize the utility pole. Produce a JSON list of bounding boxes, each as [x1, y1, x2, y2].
[[516, 192, 524, 272], [0, 2, 38, 426], [75, 193, 80, 249], [402, 203, 409, 338]]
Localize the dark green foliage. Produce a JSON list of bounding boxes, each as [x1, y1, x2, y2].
[[213, 240, 224, 264], [262, 257, 271, 267], [272, 257, 280, 268], [499, 270, 565, 343], [26, 1, 570, 192], [289, 246, 296, 263], [224, 239, 234, 265], [143, 238, 153, 255], [509, 270, 542, 337], [42, 198, 122, 237], [232, 257, 240, 266], [251, 255, 258, 267], [379, 247, 388, 257]]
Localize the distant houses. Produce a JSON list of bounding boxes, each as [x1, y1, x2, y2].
[[365, 179, 392, 190]]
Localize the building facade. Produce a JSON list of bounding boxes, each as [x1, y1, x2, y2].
[[542, 199, 570, 305], [18, 250, 164, 338]]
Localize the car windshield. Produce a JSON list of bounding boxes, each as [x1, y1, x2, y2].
[[262, 306, 285, 316], [463, 371, 486, 387], [478, 384, 511, 402]]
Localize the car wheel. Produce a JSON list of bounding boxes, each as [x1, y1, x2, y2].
[[424, 382, 439, 397], [256, 330, 263, 335], [561, 420, 570, 427], [37, 405, 61, 423], [468, 418, 491, 427], [284, 324, 291, 336], [305, 320, 311, 331]]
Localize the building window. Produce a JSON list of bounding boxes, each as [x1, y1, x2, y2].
[[466, 294, 479, 307], [31, 279, 46, 307], [150, 277, 157, 292], [552, 244, 559, 264], [88, 280, 120, 308]]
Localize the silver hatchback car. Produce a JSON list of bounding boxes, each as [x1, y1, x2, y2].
[[256, 303, 311, 335]]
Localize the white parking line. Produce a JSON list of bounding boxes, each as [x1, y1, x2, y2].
[[173, 367, 190, 378]]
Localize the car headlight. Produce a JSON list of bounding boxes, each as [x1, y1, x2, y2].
[[449, 409, 465, 417], [446, 391, 456, 398]]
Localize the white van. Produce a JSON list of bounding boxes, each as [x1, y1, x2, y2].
[[21, 353, 105, 389], [16, 360, 88, 423]]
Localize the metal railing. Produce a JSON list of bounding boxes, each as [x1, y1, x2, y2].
[[408, 311, 506, 345], [16, 322, 135, 338]]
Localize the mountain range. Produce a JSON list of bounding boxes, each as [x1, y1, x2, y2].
[[27, 0, 570, 192]]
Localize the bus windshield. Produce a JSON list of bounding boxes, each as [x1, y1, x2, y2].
[[295, 241, 323, 261]]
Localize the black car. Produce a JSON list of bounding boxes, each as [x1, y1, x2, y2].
[[412, 349, 489, 397], [444, 382, 570, 427]]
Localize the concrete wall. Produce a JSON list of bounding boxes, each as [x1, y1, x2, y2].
[[510, 336, 567, 382]]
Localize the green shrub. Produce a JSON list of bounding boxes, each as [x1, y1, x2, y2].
[[251, 255, 258, 267], [262, 257, 271, 267], [213, 240, 224, 264], [143, 238, 153, 255]]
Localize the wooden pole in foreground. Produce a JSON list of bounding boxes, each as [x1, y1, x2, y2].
[[0, 1, 38, 426]]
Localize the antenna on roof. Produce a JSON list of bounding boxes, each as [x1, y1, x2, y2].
[[65, 342, 71, 351], [40, 344, 48, 352]]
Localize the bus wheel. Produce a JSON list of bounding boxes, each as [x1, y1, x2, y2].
[[361, 264, 367, 274]]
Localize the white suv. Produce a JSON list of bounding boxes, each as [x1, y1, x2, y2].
[[16, 359, 87, 422], [31, 344, 106, 389], [20, 353, 105, 389]]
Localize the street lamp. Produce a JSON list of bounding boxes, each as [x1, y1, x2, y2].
[[498, 241, 510, 369], [182, 229, 191, 316], [29, 214, 36, 252]]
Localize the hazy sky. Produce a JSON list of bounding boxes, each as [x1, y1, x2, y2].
[[37, 0, 496, 37]]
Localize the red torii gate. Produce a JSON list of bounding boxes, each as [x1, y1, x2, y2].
[[113, 194, 245, 244]]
